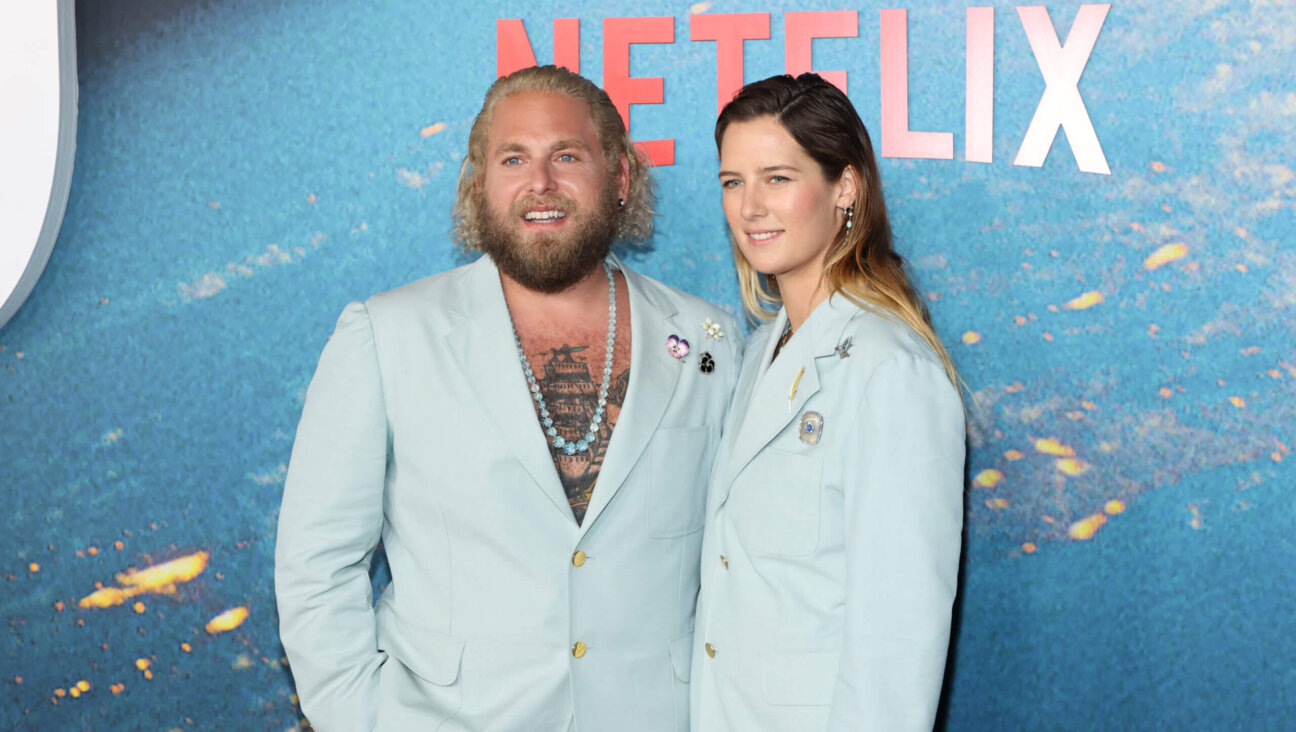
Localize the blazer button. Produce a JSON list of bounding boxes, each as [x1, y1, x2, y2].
[[720, 555, 728, 570], [572, 641, 587, 658], [705, 642, 716, 658], [572, 550, 587, 567]]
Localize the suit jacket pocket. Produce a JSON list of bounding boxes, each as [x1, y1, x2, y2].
[[731, 449, 823, 556], [761, 650, 839, 706], [646, 426, 712, 538], [668, 631, 693, 683], [377, 613, 465, 686]]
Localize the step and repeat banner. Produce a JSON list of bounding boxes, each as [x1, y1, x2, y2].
[[3, 1, 1293, 729]]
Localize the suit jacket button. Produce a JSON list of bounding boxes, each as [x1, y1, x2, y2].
[[705, 642, 716, 658], [572, 551, 587, 567], [572, 641, 587, 658]]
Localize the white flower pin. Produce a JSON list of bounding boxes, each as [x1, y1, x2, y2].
[[702, 318, 725, 341]]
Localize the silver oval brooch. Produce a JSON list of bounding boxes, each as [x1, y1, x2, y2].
[[798, 411, 824, 445]]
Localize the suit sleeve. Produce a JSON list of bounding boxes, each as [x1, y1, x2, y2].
[[275, 302, 388, 732], [828, 352, 965, 731]]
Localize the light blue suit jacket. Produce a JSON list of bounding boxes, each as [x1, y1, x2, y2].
[[275, 253, 742, 732], [690, 294, 965, 732]]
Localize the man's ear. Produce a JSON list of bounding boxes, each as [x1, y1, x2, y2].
[[617, 155, 631, 201]]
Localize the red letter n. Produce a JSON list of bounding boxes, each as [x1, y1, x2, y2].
[[496, 18, 580, 77]]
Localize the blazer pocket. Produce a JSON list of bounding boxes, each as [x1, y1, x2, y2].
[[377, 613, 465, 686], [646, 426, 712, 538], [732, 449, 823, 556], [668, 631, 693, 683], [761, 650, 839, 706]]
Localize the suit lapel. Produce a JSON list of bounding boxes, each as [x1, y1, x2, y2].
[[444, 256, 575, 525], [721, 335, 820, 501], [720, 296, 858, 502], [579, 256, 680, 535]]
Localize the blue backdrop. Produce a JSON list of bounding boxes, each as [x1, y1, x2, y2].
[[3, 1, 1294, 729]]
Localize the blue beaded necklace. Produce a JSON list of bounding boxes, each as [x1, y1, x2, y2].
[[510, 261, 617, 456]]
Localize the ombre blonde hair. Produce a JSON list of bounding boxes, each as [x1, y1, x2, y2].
[[453, 65, 655, 249], [716, 74, 959, 386]]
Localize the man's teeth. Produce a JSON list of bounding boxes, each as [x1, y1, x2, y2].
[[524, 210, 568, 221], [749, 231, 778, 241]]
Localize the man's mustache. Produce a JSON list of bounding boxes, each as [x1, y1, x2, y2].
[[510, 195, 578, 217]]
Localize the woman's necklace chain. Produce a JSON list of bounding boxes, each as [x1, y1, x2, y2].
[[510, 262, 616, 456]]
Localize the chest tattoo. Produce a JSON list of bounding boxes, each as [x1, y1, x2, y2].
[[527, 343, 631, 524]]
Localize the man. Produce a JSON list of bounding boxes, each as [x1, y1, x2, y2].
[[275, 65, 742, 732]]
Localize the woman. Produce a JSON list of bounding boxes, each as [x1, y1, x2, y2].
[[690, 74, 966, 731]]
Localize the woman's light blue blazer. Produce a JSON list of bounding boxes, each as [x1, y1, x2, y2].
[[691, 294, 965, 731]]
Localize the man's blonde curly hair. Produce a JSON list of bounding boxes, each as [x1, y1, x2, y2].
[[452, 65, 656, 250]]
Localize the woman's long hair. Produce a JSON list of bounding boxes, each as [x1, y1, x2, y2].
[[716, 73, 958, 386]]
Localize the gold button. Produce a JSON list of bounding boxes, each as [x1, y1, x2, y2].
[[705, 642, 716, 658], [720, 555, 728, 569], [572, 551, 586, 567], [572, 641, 587, 658]]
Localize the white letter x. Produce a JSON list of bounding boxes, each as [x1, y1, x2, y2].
[[1014, 4, 1111, 175]]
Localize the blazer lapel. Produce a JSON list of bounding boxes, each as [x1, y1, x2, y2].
[[720, 296, 859, 502], [579, 255, 681, 535], [721, 337, 820, 500], [444, 255, 575, 525]]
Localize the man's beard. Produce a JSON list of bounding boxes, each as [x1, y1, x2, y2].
[[476, 180, 620, 294]]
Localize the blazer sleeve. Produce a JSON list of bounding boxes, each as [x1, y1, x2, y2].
[[828, 352, 965, 731], [275, 302, 389, 732]]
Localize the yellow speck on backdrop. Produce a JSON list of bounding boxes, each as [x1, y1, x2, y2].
[[1064, 291, 1104, 310], [79, 551, 210, 609], [1034, 438, 1076, 457], [1056, 458, 1090, 476], [1068, 513, 1108, 540], [205, 606, 250, 634], [1144, 243, 1187, 270]]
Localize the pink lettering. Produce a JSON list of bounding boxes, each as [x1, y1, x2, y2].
[[880, 9, 954, 159], [689, 12, 771, 115], [496, 18, 580, 77], [1014, 4, 1111, 175], [784, 11, 858, 93], [603, 16, 676, 166], [965, 7, 994, 163]]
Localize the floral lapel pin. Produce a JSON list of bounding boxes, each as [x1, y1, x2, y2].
[[666, 334, 690, 361], [697, 319, 724, 373]]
